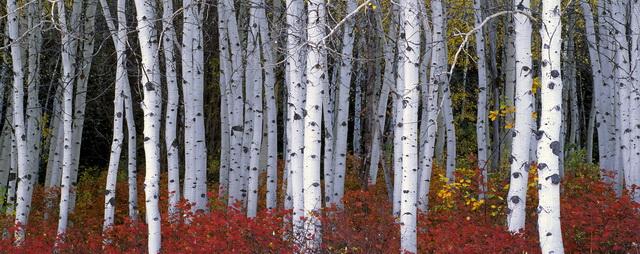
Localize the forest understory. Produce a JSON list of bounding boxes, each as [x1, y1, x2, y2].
[[1, 156, 638, 253]]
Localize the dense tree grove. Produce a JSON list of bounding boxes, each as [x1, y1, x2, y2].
[[0, 0, 639, 253]]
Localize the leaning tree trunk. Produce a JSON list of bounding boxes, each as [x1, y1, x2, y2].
[[537, 0, 565, 252], [99, 0, 130, 231], [331, 0, 357, 208], [134, 0, 163, 251], [368, 5, 398, 185], [54, 0, 77, 243], [69, 0, 97, 212], [399, 0, 420, 252], [579, 1, 605, 165], [417, 0, 442, 211]]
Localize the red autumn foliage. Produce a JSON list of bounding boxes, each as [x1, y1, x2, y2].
[[0, 162, 638, 253]]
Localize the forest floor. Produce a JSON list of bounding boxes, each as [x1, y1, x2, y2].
[[1, 155, 639, 253]]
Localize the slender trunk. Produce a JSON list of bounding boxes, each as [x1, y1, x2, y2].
[[134, 0, 163, 251], [303, 0, 326, 249], [162, 0, 180, 218], [506, 0, 533, 233], [392, 15, 405, 216], [537, 0, 565, 251], [182, 0, 207, 212], [331, 0, 357, 207], [99, 0, 130, 231], [221, 0, 245, 207], [285, 0, 305, 240], [368, 6, 398, 185], [256, 0, 278, 211], [55, 0, 76, 242], [216, 0, 231, 201], [246, 1, 264, 217], [473, 0, 488, 199], [26, 0, 43, 187], [611, 0, 631, 196], [69, 0, 97, 212], [8, 0, 31, 243], [399, 0, 420, 251], [627, 1, 640, 202]]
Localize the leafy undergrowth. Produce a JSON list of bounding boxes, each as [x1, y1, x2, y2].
[[1, 159, 638, 253]]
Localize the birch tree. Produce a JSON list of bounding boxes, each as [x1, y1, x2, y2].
[[506, 0, 534, 233], [182, 0, 207, 212], [473, 0, 489, 199], [9, 0, 33, 242], [55, 0, 77, 241], [303, 0, 326, 249], [246, 0, 264, 218], [537, 0, 565, 251], [69, 0, 98, 212], [331, 0, 357, 207], [629, 0, 640, 203], [368, 3, 398, 185], [99, 0, 133, 230], [399, 0, 421, 251], [162, 0, 181, 218], [134, 0, 163, 251], [285, 0, 306, 241]]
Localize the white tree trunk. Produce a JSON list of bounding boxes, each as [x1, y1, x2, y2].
[[162, 0, 180, 218], [537, 0, 565, 252], [352, 81, 362, 155], [609, 1, 630, 196], [182, 0, 207, 212], [55, 0, 76, 241], [220, 0, 245, 207], [8, 0, 32, 243], [255, 0, 278, 211], [579, 1, 604, 165], [629, 0, 640, 203], [368, 8, 398, 185], [473, 0, 489, 199], [134, 0, 163, 251], [596, 1, 617, 178], [216, 0, 231, 201], [285, 0, 305, 241], [303, 0, 326, 249], [399, 0, 420, 251], [417, 0, 441, 211], [6, 130, 18, 216], [331, 0, 357, 207], [99, 0, 130, 231], [69, 0, 97, 212], [26, 0, 42, 187], [246, 1, 264, 217], [392, 26, 405, 217], [506, 0, 534, 233]]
